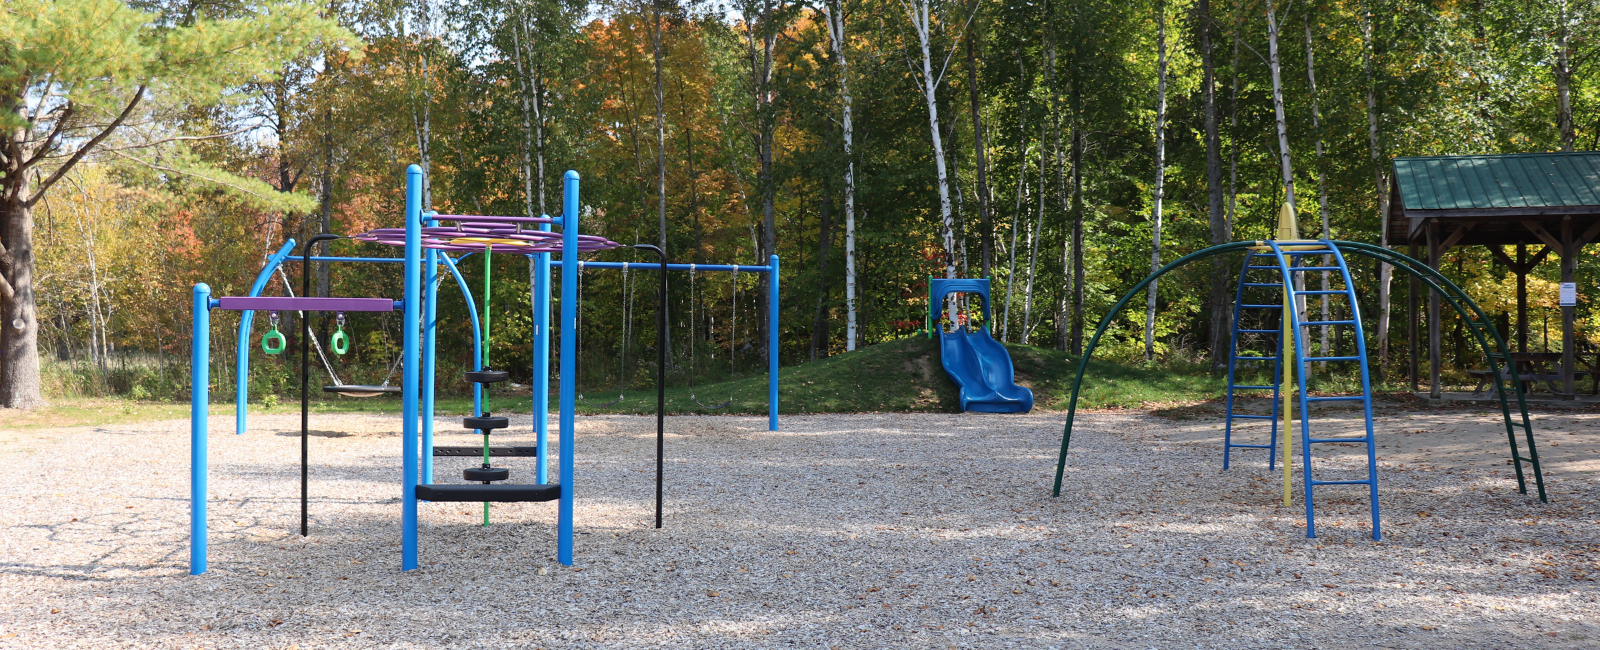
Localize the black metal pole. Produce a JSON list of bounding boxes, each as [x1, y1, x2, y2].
[[633, 244, 667, 529], [300, 234, 342, 537]]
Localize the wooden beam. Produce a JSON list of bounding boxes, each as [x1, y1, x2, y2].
[[1489, 245, 1515, 268], [1522, 220, 1565, 255], [1489, 245, 1552, 274], [1437, 222, 1476, 255], [1576, 218, 1600, 250]]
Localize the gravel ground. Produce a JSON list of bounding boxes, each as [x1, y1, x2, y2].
[[0, 408, 1595, 649]]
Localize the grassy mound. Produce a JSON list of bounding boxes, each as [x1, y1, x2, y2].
[[555, 333, 1228, 416]]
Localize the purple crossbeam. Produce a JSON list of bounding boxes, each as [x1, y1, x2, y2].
[[214, 297, 398, 312]]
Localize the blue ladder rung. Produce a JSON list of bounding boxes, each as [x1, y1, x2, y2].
[[1308, 437, 1372, 444], [1283, 249, 1334, 255], [1229, 385, 1276, 390], [1239, 304, 1283, 309], [1294, 290, 1347, 296], [1305, 396, 1364, 402], [1302, 355, 1360, 361], [1228, 414, 1275, 420], [1290, 266, 1342, 271], [1299, 320, 1355, 326], [1238, 328, 1279, 333], [1309, 479, 1374, 486]]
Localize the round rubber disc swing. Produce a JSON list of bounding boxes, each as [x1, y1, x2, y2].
[[330, 312, 350, 355], [261, 311, 286, 355]]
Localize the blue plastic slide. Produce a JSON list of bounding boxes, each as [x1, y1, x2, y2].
[[929, 279, 1034, 413]]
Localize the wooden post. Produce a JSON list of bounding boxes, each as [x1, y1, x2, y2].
[[1427, 220, 1441, 399], [1517, 243, 1528, 353], [1408, 241, 1420, 392], [1561, 218, 1576, 399]]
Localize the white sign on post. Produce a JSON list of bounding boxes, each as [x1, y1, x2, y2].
[[1559, 282, 1577, 307]]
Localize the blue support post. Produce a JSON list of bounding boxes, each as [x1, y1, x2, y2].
[[557, 171, 579, 566], [190, 283, 211, 575], [422, 219, 439, 483], [401, 165, 423, 571], [235, 240, 297, 435], [536, 221, 552, 485], [768, 255, 780, 431]]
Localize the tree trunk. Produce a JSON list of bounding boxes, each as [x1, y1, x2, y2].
[[1002, 111, 1028, 343], [1146, 0, 1167, 362], [1305, 14, 1332, 365], [1203, 0, 1228, 371], [823, 0, 859, 351], [904, 0, 956, 280], [1069, 83, 1085, 355], [1022, 124, 1045, 343], [812, 191, 835, 360], [1265, 0, 1296, 214], [1557, 0, 1575, 151], [966, 28, 993, 279], [1362, 0, 1393, 369], [0, 185, 44, 409]]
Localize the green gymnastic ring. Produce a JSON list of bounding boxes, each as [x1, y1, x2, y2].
[[330, 329, 350, 356], [261, 329, 286, 355]]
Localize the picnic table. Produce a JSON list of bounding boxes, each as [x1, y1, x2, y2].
[[1470, 351, 1599, 397]]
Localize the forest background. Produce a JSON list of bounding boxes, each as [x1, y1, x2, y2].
[[5, 0, 1599, 408]]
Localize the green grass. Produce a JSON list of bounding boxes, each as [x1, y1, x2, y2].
[[8, 334, 1248, 430]]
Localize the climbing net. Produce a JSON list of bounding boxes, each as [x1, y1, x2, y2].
[[351, 214, 622, 253]]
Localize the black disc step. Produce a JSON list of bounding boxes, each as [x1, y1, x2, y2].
[[464, 415, 510, 431], [433, 446, 538, 457], [465, 370, 510, 384], [416, 483, 560, 503], [463, 466, 510, 482]]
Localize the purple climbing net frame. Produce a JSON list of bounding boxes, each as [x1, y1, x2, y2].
[[350, 214, 622, 253]]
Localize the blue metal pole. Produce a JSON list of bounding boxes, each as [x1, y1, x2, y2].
[[536, 221, 552, 485], [190, 283, 211, 575], [768, 255, 780, 432], [558, 171, 579, 566], [422, 218, 439, 483], [235, 239, 297, 435], [401, 165, 422, 571]]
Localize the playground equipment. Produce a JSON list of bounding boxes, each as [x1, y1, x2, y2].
[[929, 278, 1034, 413], [1051, 206, 1548, 540], [193, 166, 783, 574]]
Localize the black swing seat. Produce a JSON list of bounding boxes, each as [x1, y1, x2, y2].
[[416, 483, 560, 503], [464, 415, 510, 431], [465, 370, 510, 384], [322, 385, 403, 397], [433, 446, 538, 457]]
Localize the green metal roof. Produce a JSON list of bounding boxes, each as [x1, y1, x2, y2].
[[1393, 152, 1600, 211]]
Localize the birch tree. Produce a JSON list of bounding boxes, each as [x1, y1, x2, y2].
[[1146, 0, 1168, 362], [1264, 0, 1297, 214], [900, 0, 971, 280], [821, 0, 859, 350]]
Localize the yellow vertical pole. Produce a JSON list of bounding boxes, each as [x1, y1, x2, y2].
[[1281, 283, 1294, 507], [1274, 202, 1299, 509]]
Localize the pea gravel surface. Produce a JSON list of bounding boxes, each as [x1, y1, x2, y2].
[[0, 409, 1595, 649]]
